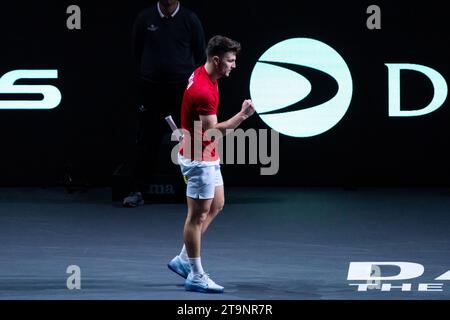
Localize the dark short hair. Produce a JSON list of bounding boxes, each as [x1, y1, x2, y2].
[[206, 35, 241, 59]]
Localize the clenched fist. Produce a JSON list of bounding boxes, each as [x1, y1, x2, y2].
[[241, 99, 256, 119]]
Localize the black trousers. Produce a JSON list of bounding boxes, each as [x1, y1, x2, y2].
[[131, 80, 186, 192]]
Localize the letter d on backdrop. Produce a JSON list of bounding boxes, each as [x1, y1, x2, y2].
[[347, 262, 425, 281], [386, 63, 448, 117]]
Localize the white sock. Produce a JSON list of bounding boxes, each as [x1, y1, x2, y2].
[[179, 244, 188, 262], [188, 257, 204, 275]]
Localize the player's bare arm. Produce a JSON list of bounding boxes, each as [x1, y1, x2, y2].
[[200, 99, 256, 135]]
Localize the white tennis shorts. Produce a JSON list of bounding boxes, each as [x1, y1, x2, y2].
[[178, 153, 223, 199]]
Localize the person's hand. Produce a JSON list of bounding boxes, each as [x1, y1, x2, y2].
[[171, 129, 184, 142], [241, 99, 256, 119]]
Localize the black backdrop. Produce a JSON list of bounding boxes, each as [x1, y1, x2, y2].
[[0, 0, 448, 187]]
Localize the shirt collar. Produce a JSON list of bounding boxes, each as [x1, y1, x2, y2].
[[157, 1, 180, 18]]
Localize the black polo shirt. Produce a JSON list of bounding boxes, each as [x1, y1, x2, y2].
[[132, 4, 206, 84]]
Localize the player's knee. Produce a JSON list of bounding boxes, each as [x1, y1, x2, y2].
[[199, 212, 208, 224], [189, 210, 209, 225]]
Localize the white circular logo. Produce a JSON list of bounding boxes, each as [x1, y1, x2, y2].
[[250, 38, 353, 137]]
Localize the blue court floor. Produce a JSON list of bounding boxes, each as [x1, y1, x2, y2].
[[1, 187, 449, 300]]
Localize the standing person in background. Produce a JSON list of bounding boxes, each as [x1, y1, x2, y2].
[[123, 0, 206, 207]]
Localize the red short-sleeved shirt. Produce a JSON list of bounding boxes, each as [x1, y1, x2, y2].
[[180, 66, 219, 161]]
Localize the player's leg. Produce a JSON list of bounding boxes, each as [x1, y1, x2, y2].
[[168, 165, 214, 279], [168, 195, 211, 279], [184, 166, 224, 293], [184, 197, 224, 293], [169, 165, 224, 293], [184, 196, 213, 260], [172, 182, 220, 275], [184, 194, 225, 293], [201, 185, 224, 234], [201, 165, 225, 233]]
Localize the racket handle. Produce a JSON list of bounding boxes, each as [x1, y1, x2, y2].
[[165, 115, 183, 142]]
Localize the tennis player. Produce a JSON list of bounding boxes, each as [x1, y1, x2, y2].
[[168, 35, 256, 293]]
